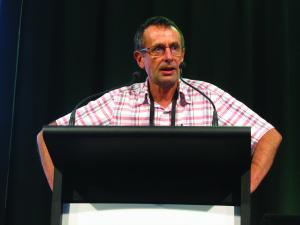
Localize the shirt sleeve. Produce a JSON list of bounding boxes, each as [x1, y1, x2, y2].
[[56, 92, 115, 126], [209, 84, 274, 152]]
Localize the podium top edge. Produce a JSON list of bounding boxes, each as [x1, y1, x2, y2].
[[42, 126, 251, 135]]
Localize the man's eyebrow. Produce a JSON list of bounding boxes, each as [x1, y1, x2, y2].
[[151, 43, 163, 46], [151, 41, 180, 47]]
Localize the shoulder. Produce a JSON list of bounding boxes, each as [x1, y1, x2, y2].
[[107, 82, 145, 97], [95, 82, 146, 105], [180, 78, 227, 96]]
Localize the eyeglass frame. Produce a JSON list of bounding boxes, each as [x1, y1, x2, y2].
[[138, 43, 184, 57]]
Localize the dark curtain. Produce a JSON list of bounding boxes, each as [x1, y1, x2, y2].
[[1, 0, 299, 224]]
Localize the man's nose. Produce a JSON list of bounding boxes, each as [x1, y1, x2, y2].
[[163, 47, 173, 60]]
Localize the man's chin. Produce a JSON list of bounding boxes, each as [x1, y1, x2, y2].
[[156, 75, 179, 88]]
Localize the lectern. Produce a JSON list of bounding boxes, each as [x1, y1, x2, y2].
[[43, 126, 251, 225]]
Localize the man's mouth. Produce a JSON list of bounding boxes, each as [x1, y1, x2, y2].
[[160, 66, 176, 75]]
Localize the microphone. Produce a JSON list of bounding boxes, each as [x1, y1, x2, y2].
[[179, 62, 186, 70], [68, 71, 141, 126], [131, 71, 142, 83], [179, 62, 219, 126]]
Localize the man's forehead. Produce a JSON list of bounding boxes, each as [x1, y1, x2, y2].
[[143, 25, 181, 45]]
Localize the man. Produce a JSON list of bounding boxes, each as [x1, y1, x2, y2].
[[37, 16, 282, 193]]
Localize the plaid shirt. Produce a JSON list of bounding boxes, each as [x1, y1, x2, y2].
[[56, 78, 273, 150]]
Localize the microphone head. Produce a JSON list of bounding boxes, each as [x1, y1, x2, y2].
[[130, 71, 144, 84], [132, 71, 141, 80], [179, 62, 186, 70]]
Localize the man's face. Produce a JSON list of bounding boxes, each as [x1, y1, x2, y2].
[[134, 25, 185, 88]]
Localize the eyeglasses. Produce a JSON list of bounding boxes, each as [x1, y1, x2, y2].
[[139, 43, 183, 57]]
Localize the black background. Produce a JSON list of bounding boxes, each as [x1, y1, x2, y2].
[[1, 0, 299, 224]]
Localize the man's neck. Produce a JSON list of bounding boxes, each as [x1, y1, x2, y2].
[[149, 81, 179, 108]]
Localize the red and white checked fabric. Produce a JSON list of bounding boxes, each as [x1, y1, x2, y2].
[[56, 78, 273, 151]]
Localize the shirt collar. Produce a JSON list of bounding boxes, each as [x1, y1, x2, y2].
[[135, 78, 192, 106], [178, 79, 192, 105]]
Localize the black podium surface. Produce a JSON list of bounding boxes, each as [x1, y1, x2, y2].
[[43, 126, 251, 225]]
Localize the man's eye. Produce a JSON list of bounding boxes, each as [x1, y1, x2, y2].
[[170, 44, 180, 51], [152, 46, 164, 53]]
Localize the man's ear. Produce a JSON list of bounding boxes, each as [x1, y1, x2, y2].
[[134, 51, 145, 69]]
